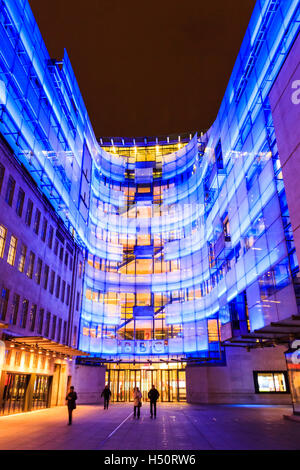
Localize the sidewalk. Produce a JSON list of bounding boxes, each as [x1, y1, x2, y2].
[[0, 403, 299, 450]]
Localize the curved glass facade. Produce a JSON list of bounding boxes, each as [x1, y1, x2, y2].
[[0, 1, 300, 363]]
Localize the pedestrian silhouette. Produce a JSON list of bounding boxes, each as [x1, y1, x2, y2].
[[101, 384, 111, 410], [66, 385, 77, 425], [148, 384, 159, 418], [133, 387, 142, 419]]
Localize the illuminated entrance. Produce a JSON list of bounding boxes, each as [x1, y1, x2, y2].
[[105, 363, 186, 402]]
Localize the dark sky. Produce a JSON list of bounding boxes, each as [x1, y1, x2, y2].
[[28, 0, 256, 138]]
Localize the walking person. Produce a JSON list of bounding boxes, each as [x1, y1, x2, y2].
[[66, 385, 77, 425], [148, 384, 159, 418], [101, 384, 111, 410], [133, 387, 142, 419]]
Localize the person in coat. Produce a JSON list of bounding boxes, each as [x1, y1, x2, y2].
[[101, 384, 112, 410], [133, 387, 142, 419], [66, 385, 77, 425], [148, 384, 160, 418]]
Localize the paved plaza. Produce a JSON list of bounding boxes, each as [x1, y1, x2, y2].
[[0, 403, 300, 450]]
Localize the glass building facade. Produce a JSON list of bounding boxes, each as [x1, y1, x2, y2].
[[0, 0, 300, 367]]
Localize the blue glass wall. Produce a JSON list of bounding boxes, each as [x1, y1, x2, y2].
[[0, 0, 300, 362]]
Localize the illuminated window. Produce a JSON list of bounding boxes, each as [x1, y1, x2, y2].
[[7, 235, 17, 266], [0, 224, 7, 258], [253, 372, 289, 393], [18, 243, 27, 272]]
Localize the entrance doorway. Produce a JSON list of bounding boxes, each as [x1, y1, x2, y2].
[[1, 373, 30, 415], [32, 375, 51, 410], [105, 364, 186, 402]]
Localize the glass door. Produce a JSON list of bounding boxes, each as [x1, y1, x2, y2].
[[161, 370, 169, 401], [118, 370, 125, 401], [178, 370, 186, 401], [1, 373, 29, 415], [32, 375, 51, 410]]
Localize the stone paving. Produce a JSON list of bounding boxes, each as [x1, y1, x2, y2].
[[0, 403, 300, 450]]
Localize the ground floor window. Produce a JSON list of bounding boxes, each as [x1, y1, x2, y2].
[[253, 371, 290, 393]]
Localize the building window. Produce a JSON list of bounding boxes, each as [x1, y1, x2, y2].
[[64, 251, 69, 267], [7, 235, 17, 266], [35, 258, 43, 285], [0, 163, 5, 194], [25, 199, 33, 226], [33, 209, 41, 235], [57, 318, 62, 343], [18, 243, 27, 272], [37, 308, 44, 335], [9, 293, 20, 325], [63, 320, 67, 344], [44, 312, 51, 337], [49, 270, 55, 294], [0, 287, 10, 321], [78, 261, 83, 278], [215, 139, 224, 170], [26, 251, 35, 279], [41, 217, 48, 242], [0, 224, 7, 258], [69, 257, 73, 271], [43, 264, 49, 290], [5, 175, 15, 206], [54, 239, 59, 256], [66, 284, 70, 306], [253, 371, 290, 393], [51, 315, 57, 340], [48, 226, 54, 249], [61, 280, 66, 303], [55, 275, 61, 298], [16, 188, 25, 217], [72, 326, 77, 348], [29, 304, 37, 331], [20, 299, 29, 328], [59, 246, 64, 262]]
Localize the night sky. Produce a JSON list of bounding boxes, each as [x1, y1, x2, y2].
[[28, 0, 256, 138]]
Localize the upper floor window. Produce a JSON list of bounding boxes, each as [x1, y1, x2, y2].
[[26, 251, 35, 279], [0, 163, 5, 194], [37, 308, 44, 335], [49, 270, 55, 294], [0, 287, 9, 321], [44, 311, 51, 337], [29, 304, 37, 332], [35, 258, 43, 285], [41, 217, 47, 242], [215, 139, 223, 170], [33, 209, 41, 235], [20, 298, 29, 328], [16, 188, 25, 217], [0, 224, 7, 258], [18, 243, 27, 272], [5, 176, 15, 206], [25, 199, 33, 226], [48, 226, 54, 249], [7, 235, 17, 266], [10, 293, 20, 325]]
